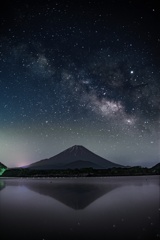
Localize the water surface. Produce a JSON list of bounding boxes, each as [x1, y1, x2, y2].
[[0, 176, 159, 240]]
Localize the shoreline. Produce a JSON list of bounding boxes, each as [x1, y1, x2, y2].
[[1, 166, 159, 178]]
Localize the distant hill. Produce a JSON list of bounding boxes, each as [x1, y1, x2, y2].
[[0, 162, 7, 176], [151, 163, 160, 169], [26, 145, 123, 170], [0, 162, 7, 168], [151, 163, 160, 174]]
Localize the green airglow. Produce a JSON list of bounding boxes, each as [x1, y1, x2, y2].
[[0, 168, 6, 176]]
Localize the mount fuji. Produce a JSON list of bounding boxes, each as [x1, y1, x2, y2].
[[25, 145, 123, 170]]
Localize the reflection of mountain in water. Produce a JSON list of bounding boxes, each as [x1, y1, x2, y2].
[[0, 179, 118, 209], [0, 179, 120, 209], [26, 181, 118, 209]]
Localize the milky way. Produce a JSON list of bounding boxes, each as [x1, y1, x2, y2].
[[0, 1, 159, 167]]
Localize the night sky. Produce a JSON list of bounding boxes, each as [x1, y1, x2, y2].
[[0, 0, 159, 168]]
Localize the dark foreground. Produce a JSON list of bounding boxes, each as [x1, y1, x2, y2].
[[0, 176, 159, 240]]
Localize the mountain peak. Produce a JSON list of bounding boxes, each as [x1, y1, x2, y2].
[[70, 145, 84, 149], [66, 145, 91, 157], [68, 145, 86, 151]]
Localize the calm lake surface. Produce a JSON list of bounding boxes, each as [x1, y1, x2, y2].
[[0, 176, 159, 240]]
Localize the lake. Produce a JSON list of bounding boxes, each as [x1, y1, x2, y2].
[[0, 176, 159, 240]]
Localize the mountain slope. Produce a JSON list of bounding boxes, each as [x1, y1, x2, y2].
[[26, 145, 122, 170], [151, 163, 160, 170]]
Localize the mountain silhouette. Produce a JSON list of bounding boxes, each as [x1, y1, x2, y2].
[[26, 145, 122, 170]]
